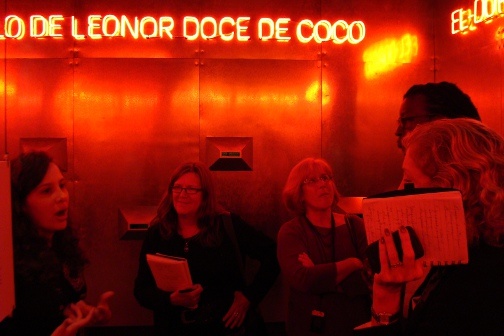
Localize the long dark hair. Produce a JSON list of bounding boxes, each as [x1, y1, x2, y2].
[[10, 151, 87, 285], [152, 161, 224, 246]]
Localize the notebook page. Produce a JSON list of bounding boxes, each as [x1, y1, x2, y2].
[[362, 191, 468, 266]]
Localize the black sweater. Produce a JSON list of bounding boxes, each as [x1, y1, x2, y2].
[[133, 213, 280, 334]]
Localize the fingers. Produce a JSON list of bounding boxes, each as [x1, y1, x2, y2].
[[95, 291, 114, 323], [383, 228, 401, 269], [398, 226, 415, 266], [223, 307, 247, 329], [66, 307, 96, 334], [98, 291, 115, 305], [223, 291, 250, 329], [172, 284, 202, 308], [298, 252, 315, 267]]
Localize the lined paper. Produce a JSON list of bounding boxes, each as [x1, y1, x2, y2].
[[362, 191, 468, 266]]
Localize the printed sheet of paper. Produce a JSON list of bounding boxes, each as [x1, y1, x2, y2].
[[362, 190, 468, 266], [0, 161, 15, 320], [146, 254, 193, 292]]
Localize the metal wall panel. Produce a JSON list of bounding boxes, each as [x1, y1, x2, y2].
[[72, 58, 199, 324], [199, 58, 323, 321], [4, 1, 74, 59], [5, 59, 74, 159], [433, 0, 503, 133], [198, 0, 322, 60], [321, 0, 435, 197], [73, 0, 202, 59], [2, 0, 504, 327]]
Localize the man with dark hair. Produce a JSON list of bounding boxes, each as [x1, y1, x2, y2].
[[393, 82, 482, 313], [395, 81, 481, 149]]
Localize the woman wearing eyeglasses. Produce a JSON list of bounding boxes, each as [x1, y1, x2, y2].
[[277, 158, 371, 336], [134, 161, 279, 336]]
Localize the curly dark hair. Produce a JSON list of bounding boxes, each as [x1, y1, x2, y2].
[[10, 151, 88, 286]]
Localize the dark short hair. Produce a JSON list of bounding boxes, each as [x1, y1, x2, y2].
[[404, 81, 481, 121]]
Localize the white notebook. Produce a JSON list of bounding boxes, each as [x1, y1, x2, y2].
[[362, 189, 469, 266], [146, 253, 193, 292]]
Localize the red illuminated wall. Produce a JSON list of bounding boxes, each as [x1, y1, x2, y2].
[[1, 0, 502, 326]]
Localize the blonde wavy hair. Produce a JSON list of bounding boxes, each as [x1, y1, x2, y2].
[[403, 118, 504, 247]]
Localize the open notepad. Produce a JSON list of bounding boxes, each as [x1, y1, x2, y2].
[[146, 253, 193, 292], [362, 188, 469, 266]]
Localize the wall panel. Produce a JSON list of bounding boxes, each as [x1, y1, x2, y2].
[[73, 58, 199, 324], [2, 0, 503, 328], [433, 0, 503, 133]]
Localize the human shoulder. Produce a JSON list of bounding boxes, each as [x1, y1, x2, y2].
[[278, 216, 306, 236], [344, 213, 364, 227]]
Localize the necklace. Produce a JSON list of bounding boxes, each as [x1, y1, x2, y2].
[[183, 234, 199, 253]]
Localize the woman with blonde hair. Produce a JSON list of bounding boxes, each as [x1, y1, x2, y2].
[[277, 158, 371, 336], [356, 118, 504, 335]]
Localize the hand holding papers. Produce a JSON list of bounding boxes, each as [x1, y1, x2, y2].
[[146, 253, 193, 292], [362, 188, 469, 268]]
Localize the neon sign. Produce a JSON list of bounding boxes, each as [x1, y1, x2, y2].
[[451, 0, 504, 34], [0, 14, 365, 44], [362, 34, 419, 79]]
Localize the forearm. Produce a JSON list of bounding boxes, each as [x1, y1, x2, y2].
[[335, 257, 363, 284]]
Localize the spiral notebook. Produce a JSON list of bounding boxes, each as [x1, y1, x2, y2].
[[362, 188, 469, 267], [146, 253, 193, 292]]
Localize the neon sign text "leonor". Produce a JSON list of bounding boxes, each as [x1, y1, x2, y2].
[[451, 0, 504, 34], [0, 15, 365, 44]]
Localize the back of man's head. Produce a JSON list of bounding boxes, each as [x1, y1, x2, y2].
[[404, 81, 481, 121]]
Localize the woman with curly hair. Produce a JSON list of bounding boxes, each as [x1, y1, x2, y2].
[[0, 151, 113, 336], [356, 118, 504, 335]]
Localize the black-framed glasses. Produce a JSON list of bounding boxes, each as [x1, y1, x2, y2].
[[303, 174, 332, 185], [397, 114, 436, 128], [171, 186, 202, 194]]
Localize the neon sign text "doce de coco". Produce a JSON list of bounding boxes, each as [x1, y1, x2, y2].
[[0, 15, 366, 44]]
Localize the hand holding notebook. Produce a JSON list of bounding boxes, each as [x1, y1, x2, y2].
[[362, 188, 468, 269], [146, 253, 193, 292]]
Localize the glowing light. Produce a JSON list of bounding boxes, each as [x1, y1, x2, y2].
[[296, 19, 365, 44], [451, 0, 504, 35], [0, 80, 17, 96], [219, 17, 235, 41], [363, 33, 419, 79], [305, 81, 330, 106], [0, 15, 25, 39], [184, 16, 251, 41], [29, 15, 64, 38], [258, 18, 290, 41], [0, 14, 365, 44]]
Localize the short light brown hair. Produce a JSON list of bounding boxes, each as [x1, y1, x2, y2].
[[282, 157, 340, 215]]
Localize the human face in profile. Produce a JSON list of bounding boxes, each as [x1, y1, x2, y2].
[[401, 149, 434, 188], [302, 166, 335, 213], [172, 172, 203, 218], [395, 95, 436, 150], [24, 162, 69, 241]]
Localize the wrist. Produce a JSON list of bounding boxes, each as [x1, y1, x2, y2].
[[370, 306, 401, 326], [372, 282, 402, 317]]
